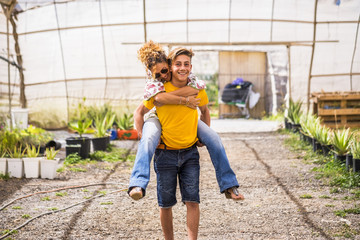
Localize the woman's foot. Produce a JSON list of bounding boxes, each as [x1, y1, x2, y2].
[[225, 187, 244, 201], [128, 187, 144, 200]]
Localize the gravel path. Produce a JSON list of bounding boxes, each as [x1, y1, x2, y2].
[[0, 131, 359, 240]]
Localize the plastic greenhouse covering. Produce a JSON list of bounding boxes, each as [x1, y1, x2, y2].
[[0, 0, 359, 128]]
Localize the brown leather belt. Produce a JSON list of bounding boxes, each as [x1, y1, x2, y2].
[[157, 143, 196, 151], [156, 143, 181, 150]]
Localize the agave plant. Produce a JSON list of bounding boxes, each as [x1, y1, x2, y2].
[[93, 113, 116, 138], [350, 137, 360, 159], [287, 99, 302, 124], [68, 119, 94, 138], [316, 125, 332, 146], [300, 113, 321, 138], [332, 128, 354, 156], [117, 113, 134, 130], [7, 146, 26, 158]]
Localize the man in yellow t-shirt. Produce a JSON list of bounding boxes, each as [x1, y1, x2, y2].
[[143, 47, 209, 240]]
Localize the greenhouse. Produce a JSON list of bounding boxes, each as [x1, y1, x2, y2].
[[1, 0, 360, 239]]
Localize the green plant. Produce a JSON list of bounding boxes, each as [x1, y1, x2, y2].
[[300, 113, 321, 138], [45, 147, 59, 160], [25, 144, 40, 158], [93, 113, 116, 138], [68, 119, 94, 138], [64, 153, 82, 165], [350, 137, 360, 159], [7, 146, 26, 158], [286, 99, 302, 124], [117, 113, 134, 130], [316, 125, 332, 145], [332, 128, 354, 156]]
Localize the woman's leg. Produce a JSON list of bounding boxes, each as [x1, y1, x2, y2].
[[128, 118, 161, 194], [197, 120, 239, 193]]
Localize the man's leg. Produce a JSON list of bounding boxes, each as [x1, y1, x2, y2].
[[197, 120, 244, 200], [128, 118, 161, 199], [154, 149, 178, 239], [179, 146, 200, 239], [185, 202, 199, 240], [160, 207, 174, 240]]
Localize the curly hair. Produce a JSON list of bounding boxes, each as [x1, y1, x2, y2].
[[137, 40, 168, 71]]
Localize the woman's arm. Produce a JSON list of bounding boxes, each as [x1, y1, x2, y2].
[[134, 103, 151, 139], [154, 93, 200, 109]]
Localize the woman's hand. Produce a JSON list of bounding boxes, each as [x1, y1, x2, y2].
[[186, 95, 200, 109]]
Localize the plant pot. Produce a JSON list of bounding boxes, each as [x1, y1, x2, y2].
[[46, 140, 62, 150], [353, 158, 360, 172], [346, 154, 353, 171], [66, 144, 81, 157], [321, 144, 332, 156], [117, 129, 138, 140], [334, 153, 346, 163], [284, 119, 290, 130], [23, 157, 43, 178], [0, 158, 7, 175], [7, 158, 24, 178], [311, 138, 321, 152], [92, 136, 110, 151], [40, 158, 60, 179], [291, 124, 301, 133], [66, 137, 91, 159]]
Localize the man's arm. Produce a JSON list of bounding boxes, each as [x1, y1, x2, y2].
[[134, 103, 151, 139], [198, 105, 210, 127]]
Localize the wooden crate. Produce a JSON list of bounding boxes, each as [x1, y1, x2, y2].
[[312, 92, 360, 128]]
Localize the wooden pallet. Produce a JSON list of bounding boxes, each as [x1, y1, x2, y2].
[[312, 92, 360, 128]]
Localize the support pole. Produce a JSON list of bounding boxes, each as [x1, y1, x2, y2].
[[307, 0, 318, 113]]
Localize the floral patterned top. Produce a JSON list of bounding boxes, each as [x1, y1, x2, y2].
[[143, 71, 206, 100]]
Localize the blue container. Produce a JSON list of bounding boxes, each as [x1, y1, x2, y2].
[[110, 129, 118, 140]]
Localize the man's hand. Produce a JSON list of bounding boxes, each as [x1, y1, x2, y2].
[[196, 140, 205, 147]]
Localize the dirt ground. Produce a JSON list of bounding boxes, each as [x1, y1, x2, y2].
[[1, 131, 359, 240]]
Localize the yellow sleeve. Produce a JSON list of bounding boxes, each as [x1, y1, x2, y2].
[[198, 89, 209, 107], [143, 98, 155, 110]]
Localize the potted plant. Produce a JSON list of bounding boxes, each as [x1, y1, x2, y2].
[[66, 119, 93, 159], [0, 146, 7, 175], [317, 126, 333, 156], [7, 146, 26, 178], [23, 144, 42, 178], [350, 138, 360, 172], [92, 113, 116, 151], [332, 128, 354, 163], [117, 113, 138, 140], [40, 147, 60, 179], [287, 99, 302, 132]]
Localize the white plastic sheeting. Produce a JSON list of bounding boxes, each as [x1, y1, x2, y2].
[[0, 0, 359, 126]]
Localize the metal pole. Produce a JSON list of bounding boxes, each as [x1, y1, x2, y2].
[[6, 9, 12, 130]]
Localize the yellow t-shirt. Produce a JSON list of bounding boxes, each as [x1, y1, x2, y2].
[[144, 81, 209, 149]]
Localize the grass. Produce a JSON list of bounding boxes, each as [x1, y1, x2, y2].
[[0, 173, 10, 180], [299, 194, 313, 199], [55, 192, 68, 197], [283, 130, 360, 189]]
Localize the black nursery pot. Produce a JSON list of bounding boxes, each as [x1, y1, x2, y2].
[[92, 136, 110, 152], [46, 140, 62, 150], [346, 154, 353, 171], [334, 153, 346, 163], [66, 144, 81, 157], [291, 124, 301, 133], [321, 144, 332, 156], [353, 158, 360, 172], [66, 137, 91, 159]]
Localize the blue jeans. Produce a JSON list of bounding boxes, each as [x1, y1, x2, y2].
[[128, 118, 239, 193], [154, 146, 200, 208]]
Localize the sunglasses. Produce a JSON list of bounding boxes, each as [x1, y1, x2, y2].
[[154, 68, 169, 79]]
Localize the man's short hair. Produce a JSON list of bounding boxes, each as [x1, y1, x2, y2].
[[168, 47, 194, 65]]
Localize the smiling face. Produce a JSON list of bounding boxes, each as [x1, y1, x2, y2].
[[152, 62, 171, 82], [170, 54, 192, 87]]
